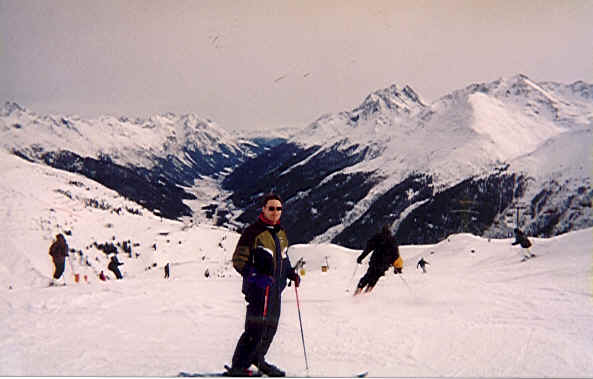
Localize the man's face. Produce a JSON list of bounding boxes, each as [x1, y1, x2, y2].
[[262, 199, 283, 224]]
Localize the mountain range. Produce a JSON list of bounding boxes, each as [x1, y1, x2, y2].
[[1, 74, 591, 248]]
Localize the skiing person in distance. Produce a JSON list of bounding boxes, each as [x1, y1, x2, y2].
[[48, 233, 69, 286], [417, 257, 430, 273], [164, 263, 170, 279], [227, 193, 300, 377], [99, 270, 107, 281], [512, 228, 535, 260], [107, 255, 124, 279], [355, 225, 401, 295]]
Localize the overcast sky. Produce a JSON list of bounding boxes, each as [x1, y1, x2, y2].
[[1, 0, 592, 131]]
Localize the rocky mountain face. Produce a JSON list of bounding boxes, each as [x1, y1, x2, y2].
[[2, 75, 592, 248]]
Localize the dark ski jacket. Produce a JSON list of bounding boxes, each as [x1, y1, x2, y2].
[[417, 258, 429, 269], [232, 215, 294, 299], [357, 230, 399, 269], [49, 234, 69, 262], [108, 257, 123, 272], [512, 229, 532, 249]]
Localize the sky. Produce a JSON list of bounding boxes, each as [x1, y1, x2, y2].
[[1, 0, 592, 131]]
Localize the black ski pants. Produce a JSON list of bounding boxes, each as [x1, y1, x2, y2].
[[232, 285, 282, 369], [357, 264, 389, 289], [52, 259, 65, 279], [109, 267, 123, 279]]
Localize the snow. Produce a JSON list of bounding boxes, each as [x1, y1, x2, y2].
[[288, 75, 591, 191], [0, 106, 243, 169], [468, 92, 566, 159], [1, 150, 592, 377]]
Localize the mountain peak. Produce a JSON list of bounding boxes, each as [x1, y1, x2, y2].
[[352, 83, 426, 120]]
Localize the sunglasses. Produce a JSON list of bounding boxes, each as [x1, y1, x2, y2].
[[266, 206, 283, 212]]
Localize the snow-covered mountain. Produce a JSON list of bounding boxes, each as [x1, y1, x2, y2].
[[0, 104, 260, 218], [2, 74, 591, 247], [223, 75, 592, 247]]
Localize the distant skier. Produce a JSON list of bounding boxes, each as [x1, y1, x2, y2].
[[226, 193, 300, 377], [512, 228, 535, 260], [108, 255, 124, 279], [99, 270, 107, 281], [164, 263, 170, 279], [355, 225, 401, 295], [417, 257, 430, 273], [48, 233, 69, 286]]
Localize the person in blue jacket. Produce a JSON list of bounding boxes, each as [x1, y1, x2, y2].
[[227, 194, 300, 377]]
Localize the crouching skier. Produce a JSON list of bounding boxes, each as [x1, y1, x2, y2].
[[226, 193, 300, 377], [355, 225, 401, 295], [512, 228, 535, 260]]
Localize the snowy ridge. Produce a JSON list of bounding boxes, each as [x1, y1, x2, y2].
[[291, 74, 590, 183], [0, 103, 244, 169], [0, 147, 591, 377]]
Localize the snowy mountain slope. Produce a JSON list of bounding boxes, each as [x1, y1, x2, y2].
[[0, 149, 238, 291], [223, 75, 592, 247], [0, 103, 260, 219], [0, 147, 591, 377], [1, 103, 244, 169], [291, 74, 588, 185]]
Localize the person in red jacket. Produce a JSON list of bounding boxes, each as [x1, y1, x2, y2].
[[48, 233, 69, 286]]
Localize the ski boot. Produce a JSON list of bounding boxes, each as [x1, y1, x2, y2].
[[256, 361, 285, 377], [223, 365, 262, 377]]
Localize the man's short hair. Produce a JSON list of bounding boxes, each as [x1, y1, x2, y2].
[[262, 193, 282, 207]]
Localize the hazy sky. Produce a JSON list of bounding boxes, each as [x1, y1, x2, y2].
[[1, 0, 592, 131]]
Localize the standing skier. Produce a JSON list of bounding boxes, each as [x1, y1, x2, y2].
[[107, 255, 124, 279], [48, 233, 69, 286], [512, 228, 535, 260], [417, 257, 430, 273], [355, 225, 401, 295], [227, 193, 300, 377]]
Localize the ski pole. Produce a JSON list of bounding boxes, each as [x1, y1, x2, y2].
[[347, 264, 359, 292], [294, 286, 309, 371]]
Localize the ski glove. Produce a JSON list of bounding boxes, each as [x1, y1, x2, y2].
[[247, 271, 274, 289], [244, 266, 274, 289], [288, 270, 301, 287]]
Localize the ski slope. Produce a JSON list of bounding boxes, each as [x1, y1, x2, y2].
[[0, 151, 592, 377]]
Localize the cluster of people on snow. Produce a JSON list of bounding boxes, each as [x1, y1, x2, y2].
[[48, 234, 127, 286], [47, 191, 534, 376]]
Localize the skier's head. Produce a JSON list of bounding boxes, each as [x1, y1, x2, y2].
[[261, 193, 283, 225], [56, 233, 65, 242]]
